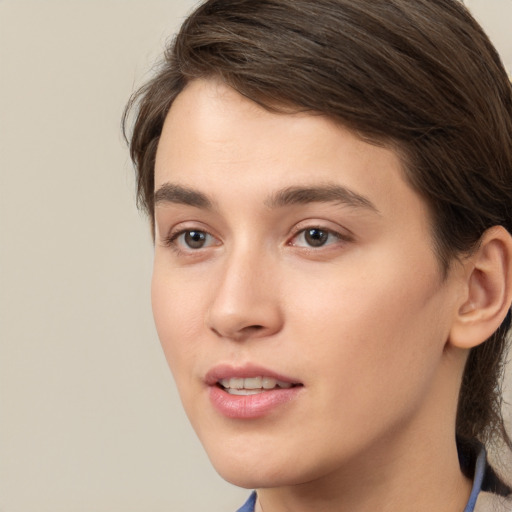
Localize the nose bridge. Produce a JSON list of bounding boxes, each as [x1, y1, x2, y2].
[[207, 237, 282, 340]]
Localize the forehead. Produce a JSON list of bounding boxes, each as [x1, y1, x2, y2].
[[154, 79, 430, 229]]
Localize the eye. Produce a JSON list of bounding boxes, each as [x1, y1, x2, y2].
[[167, 229, 218, 250], [291, 227, 344, 248]]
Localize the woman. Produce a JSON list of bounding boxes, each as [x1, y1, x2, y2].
[[124, 1, 512, 510]]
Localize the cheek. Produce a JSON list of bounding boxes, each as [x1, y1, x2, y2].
[[151, 264, 205, 377], [286, 253, 450, 408]]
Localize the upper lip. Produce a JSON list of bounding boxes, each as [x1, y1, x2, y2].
[[204, 363, 302, 386]]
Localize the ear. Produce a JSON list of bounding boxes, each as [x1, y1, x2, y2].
[[449, 226, 512, 349]]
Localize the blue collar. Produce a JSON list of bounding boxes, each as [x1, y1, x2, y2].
[[236, 491, 257, 512], [463, 445, 487, 512]]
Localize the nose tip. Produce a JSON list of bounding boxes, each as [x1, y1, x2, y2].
[[206, 259, 283, 342], [208, 303, 283, 341]]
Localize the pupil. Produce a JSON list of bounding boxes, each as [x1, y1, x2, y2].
[[185, 231, 206, 249], [305, 228, 328, 247]]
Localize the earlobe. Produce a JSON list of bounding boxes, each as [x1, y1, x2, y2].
[[449, 226, 512, 349]]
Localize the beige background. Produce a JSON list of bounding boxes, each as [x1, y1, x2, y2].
[[0, 1, 511, 511]]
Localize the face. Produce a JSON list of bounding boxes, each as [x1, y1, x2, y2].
[[152, 79, 462, 489]]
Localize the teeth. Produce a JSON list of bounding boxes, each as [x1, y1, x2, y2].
[[219, 377, 294, 391], [227, 389, 263, 396], [230, 377, 244, 389], [262, 377, 277, 389], [219, 378, 231, 388], [244, 377, 262, 389]]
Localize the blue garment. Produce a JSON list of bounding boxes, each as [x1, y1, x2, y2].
[[236, 491, 257, 512], [236, 445, 493, 512], [463, 446, 486, 512]]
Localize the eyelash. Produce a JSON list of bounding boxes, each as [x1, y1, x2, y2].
[[163, 228, 218, 252], [288, 226, 351, 249], [162, 224, 351, 253]]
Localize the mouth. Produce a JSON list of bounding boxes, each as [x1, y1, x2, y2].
[[217, 376, 299, 395], [205, 364, 304, 418]]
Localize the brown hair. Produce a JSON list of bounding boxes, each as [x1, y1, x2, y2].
[[124, 0, 512, 479]]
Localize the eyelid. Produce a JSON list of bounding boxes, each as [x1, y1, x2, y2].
[[160, 223, 221, 251], [287, 222, 354, 247], [289, 229, 343, 249], [172, 230, 215, 248]]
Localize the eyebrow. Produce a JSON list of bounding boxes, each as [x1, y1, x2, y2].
[[154, 182, 379, 214], [265, 184, 379, 213], [154, 183, 214, 209]]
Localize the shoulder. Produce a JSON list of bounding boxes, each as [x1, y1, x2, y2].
[[474, 491, 512, 512], [459, 437, 511, 512]]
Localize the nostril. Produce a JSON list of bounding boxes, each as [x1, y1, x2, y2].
[[244, 325, 265, 334], [231, 325, 265, 341], [210, 325, 263, 340]]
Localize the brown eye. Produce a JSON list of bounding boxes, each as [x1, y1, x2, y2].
[[290, 226, 345, 249], [183, 230, 208, 249], [304, 228, 329, 247], [165, 228, 219, 252]]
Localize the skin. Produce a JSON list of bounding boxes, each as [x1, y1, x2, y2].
[[152, 78, 474, 511]]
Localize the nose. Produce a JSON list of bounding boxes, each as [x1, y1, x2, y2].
[[206, 247, 284, 342]]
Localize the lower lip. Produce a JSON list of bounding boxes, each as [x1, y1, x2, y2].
[[208, 385, 303, 419]]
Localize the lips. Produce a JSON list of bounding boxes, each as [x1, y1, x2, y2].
[[205, 364, 303, 419]]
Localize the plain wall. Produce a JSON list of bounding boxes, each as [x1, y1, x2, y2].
[[0, 1, 510, 511]]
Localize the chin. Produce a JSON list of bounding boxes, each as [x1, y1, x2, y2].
[[203, 443, 282, 488], [215, 468, 269, 489], [197, 435, 283, 488], [212, 460, 297, 489], [203, 438, 328, 490]]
